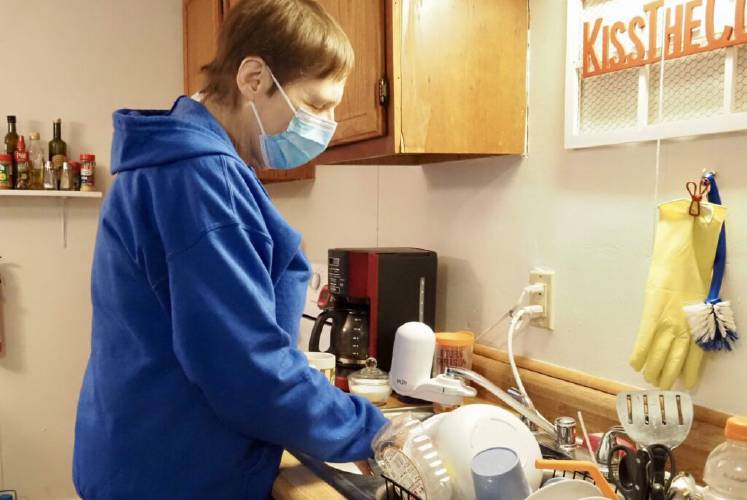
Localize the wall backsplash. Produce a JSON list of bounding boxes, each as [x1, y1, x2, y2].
[[268, 0, 747, 417]]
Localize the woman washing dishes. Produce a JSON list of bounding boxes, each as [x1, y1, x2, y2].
[[73, 1, 386, 498]]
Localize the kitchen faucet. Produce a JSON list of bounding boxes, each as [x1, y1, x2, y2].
[[445, 367, 593, 461]]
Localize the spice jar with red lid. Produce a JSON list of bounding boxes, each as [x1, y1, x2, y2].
[[80, 154, 96, 192]]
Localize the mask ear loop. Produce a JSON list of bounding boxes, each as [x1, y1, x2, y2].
[[249, 102, 267, 135], [268, 71, 297, 114]]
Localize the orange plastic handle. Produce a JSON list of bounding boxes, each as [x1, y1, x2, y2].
[[535, 459, 618, 499]]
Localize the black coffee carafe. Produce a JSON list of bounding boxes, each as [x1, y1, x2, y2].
[[309, 306, 370, 384]]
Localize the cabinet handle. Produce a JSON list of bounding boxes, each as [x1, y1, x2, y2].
[[377, 77, 389, 107]]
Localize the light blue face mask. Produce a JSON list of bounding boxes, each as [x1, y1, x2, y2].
[[250, 72, 337, 170]]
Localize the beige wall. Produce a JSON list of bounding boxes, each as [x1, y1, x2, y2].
[[269, 0, 747, 417], [0, 1, 182, 498], [1, 0, 746, 498]]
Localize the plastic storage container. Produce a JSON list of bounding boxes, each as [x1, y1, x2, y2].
[[432, 331, 475, 412], [703, 416, 747, 500]]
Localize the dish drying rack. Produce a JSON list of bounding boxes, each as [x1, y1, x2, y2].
[[381, 467, 623, 500]]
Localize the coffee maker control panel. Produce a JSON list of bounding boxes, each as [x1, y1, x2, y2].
[[327, 251, 348, 296]]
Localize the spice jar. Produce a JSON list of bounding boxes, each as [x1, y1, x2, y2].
[[59, 162, 73, 191], [80, 153, 96, 192], [0, 154, 12, 189], [69, 161, 82, 191], [43, 160, 57, 190], [348, 358, 391, 406]]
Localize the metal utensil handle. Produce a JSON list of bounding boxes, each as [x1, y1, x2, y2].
[[418, 277, 425, 323]]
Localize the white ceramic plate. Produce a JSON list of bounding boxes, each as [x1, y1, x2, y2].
[[424, 404, 543, 499]]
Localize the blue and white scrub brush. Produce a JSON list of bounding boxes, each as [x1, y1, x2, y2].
[[683, 172, 739, 351]]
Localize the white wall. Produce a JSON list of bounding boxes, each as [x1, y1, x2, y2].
[[269, 0, 747, 417], [0, 1, 182, 498]]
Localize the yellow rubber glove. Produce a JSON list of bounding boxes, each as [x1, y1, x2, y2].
[[630, 199, 726, 389]]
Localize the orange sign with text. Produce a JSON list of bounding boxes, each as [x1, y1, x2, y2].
[[583, 0, 747, 78]]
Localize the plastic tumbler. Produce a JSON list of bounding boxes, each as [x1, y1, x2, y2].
[[471, 447, 531, 500]]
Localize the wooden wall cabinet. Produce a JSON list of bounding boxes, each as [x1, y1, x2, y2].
[[183, 0, 528, 182]]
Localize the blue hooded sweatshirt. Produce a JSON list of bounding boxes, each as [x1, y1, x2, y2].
[[73, 97, 387, 499]]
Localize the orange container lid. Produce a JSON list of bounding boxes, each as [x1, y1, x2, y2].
[[725, 416, 747, 441], [435, 331, 475, 347]]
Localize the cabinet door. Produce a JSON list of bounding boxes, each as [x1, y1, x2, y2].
[[183, 0, 223, 95], [317, 0, 387, 146]]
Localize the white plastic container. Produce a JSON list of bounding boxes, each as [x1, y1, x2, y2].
[[703, 416, 747, 500]]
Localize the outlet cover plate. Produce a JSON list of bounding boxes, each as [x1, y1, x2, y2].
[[529, 268, 554, 330]]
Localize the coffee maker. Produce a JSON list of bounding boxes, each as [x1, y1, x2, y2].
[[309, 248, 437, 389]]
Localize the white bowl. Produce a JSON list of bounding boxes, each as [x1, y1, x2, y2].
[[424, 404, 543, 498], [526, 479, 602, 500]]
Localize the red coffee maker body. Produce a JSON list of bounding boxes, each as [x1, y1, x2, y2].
[[308, 248, 437, 390]]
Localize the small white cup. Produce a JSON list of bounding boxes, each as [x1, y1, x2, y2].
[[304, 352, 336, 384]]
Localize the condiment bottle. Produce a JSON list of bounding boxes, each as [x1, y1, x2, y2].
[[14, 136, 31, 190], [69, 161, 81, 191], [0, 154, 13, 189], [4, 116, 18, 188], [49, 118, 67, 181], [28, 132, 45, 190], [80, 154, 96, 192]]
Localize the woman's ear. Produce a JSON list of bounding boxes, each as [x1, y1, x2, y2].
[[236, 57, 268, 101]]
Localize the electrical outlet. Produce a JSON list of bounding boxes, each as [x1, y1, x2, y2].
[[529, 268, 554, 330]]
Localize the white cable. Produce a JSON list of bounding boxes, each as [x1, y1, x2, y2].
[[507, 304, 543, 411], [653, 11, 667, 235], [476, 288, 529, 342], [507, 309, 531, 408], [478, 283, 546, 342]]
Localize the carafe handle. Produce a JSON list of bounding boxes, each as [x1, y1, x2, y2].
[[309, 310, 336, 352]]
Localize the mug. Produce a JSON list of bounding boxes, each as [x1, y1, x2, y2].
[[304, 352, 336, 384], [472, 447, 531, 500]]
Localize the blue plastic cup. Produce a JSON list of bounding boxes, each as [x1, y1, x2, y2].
[[471, 447, 531, 500]]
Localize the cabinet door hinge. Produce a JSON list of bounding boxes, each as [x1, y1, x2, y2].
[[377, 77, 389, 107]]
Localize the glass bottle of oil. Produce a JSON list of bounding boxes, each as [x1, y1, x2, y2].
[[49, 118, 67, 186], [4, 115, 19, 189]]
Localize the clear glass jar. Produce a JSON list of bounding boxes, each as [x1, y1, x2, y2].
[[348, 357, 391, 406], [703, 416, 747, 500]]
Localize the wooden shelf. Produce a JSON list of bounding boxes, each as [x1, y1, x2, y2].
[[0, 190, 102, 199]]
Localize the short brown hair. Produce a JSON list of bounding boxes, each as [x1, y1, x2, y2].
[[201, 0, 354, 106]]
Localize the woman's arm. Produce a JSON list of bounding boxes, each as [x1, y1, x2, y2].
[[167, 222, 387, 462]]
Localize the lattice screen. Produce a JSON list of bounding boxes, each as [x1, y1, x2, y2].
[[649, 49, 726, 124], [566, 0, 747, 148], [737, 45, 747, 112], [581, 68, 639, 133]]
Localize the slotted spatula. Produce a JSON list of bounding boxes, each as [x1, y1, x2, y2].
[[615, 390, 694, 449]]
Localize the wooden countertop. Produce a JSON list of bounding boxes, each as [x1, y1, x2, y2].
[[271, 396, 482, 500], [272, 452, 345, 500]]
